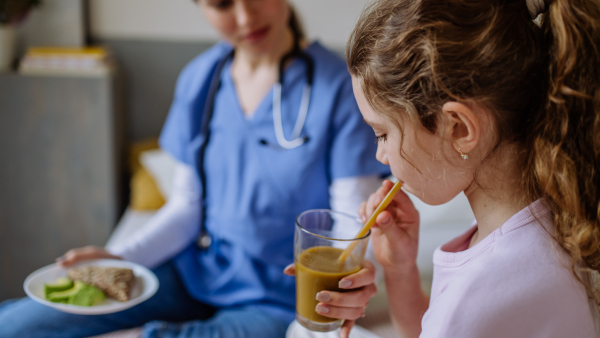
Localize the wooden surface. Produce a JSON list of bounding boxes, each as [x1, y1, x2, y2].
[[0, 72, 125, 301]]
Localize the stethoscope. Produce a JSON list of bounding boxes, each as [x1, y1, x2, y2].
[[196, 35, 315, 248]]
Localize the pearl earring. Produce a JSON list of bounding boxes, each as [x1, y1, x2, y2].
[[459, 147, 469, 160]]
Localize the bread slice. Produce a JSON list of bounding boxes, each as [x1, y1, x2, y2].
[[67, 266, 135, 302]]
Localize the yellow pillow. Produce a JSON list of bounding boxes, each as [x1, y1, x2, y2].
[[129, 139, 160, 174], [130, 167, 165, 210], [128, 139, 165, 210]]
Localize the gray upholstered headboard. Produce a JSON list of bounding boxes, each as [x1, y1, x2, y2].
[[96, 38, 215, 142]]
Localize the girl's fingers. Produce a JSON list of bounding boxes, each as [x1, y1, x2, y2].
[[338, 260, 376, 289], [364, 193, 378, 219], [368, 183, 387, 210], [381, 179, 395, 191], [360, 179, 397, 223], [374, 210, 394, 231], [340, 320, 355, 338], [283, 263, 296, 276], [392, 189, 419, 222], [316, 283, 377, 307], [366, 188, 385, 217], [358, 201, 367, 223], [315, 303, 366, 320], [365, 179, 397, 219]]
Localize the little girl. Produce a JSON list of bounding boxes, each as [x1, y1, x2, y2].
[[310, 0, 600, 337]]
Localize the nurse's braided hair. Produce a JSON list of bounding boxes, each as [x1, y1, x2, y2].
[[347, 0, 600, 308]]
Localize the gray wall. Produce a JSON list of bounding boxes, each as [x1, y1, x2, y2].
[[96, 39, 214, 142], [0, 73, 124, 301]]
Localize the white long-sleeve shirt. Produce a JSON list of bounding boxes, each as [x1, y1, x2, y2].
[[109, 161, 382, 270]]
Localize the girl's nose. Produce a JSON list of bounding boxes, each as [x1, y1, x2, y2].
[[376, 144, 389, 165]]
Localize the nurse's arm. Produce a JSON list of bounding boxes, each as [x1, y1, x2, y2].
[[107, 161, 202, 268]]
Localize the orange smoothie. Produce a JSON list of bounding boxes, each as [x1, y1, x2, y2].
[[295, 246, 360, 323]]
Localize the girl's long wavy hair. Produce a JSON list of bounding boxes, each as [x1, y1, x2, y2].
[[347, 0, 600, 309]]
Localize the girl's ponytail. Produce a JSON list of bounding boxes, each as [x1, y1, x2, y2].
[[527, 0, 600, 305]]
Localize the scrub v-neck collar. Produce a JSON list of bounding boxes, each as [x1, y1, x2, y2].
[[221, 42, 318, 122]]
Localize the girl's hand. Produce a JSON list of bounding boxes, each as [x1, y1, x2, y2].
[[284, 260, 378, 338], [358, 179, 420, 272], [56, 245, 122, 268]]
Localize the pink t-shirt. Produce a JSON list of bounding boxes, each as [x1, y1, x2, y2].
[[420, 199, 597, 337]]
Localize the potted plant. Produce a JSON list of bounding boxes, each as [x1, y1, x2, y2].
[[0, 0, 41, 71]]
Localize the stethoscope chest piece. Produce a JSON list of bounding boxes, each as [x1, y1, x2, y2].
[[197, 234, 212, 249]]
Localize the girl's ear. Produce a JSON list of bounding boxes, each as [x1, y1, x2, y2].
[[441, 101, 481, 157]]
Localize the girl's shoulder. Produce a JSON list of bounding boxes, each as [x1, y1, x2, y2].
[[465, 209, 582, 293], [425, 212, 596, 337]]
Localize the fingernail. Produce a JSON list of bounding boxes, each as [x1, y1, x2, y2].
[[381, 212, 391, 223], [339, 280, 352, 288], [316, 292, 331, 302], [315, 304, 329, 314], [361, 215, 367, 222], [284, 263, 294, 271]]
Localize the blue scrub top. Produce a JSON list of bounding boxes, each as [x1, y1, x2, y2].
[[160, 41, 389, 322]]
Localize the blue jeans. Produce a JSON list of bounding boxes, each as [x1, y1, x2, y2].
[[0, 262, 289, 338]]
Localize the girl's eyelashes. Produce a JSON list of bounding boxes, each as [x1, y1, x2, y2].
[[376, 134, 387, 143]]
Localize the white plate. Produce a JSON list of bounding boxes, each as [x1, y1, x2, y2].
[[23, 259, 159, 315]]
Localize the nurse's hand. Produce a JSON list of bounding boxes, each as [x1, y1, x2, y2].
[[283, 260, 378, 338], [358, 179, 420, 273], [56, 245, 123, 268]]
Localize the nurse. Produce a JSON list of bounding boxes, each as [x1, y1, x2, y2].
[[0, 0, 388, 337]]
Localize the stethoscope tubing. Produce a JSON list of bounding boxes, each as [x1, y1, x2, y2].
[[272, 82, 311, 149], [196, 45, 315, 248]]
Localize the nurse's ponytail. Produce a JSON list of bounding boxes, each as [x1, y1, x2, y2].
[[347, 0, 600, 310]]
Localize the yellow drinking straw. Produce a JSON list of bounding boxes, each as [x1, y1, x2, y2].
[[338, 180, 403, 262]]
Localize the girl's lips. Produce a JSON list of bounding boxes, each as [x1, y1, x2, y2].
[[245, 26, 270, 43]]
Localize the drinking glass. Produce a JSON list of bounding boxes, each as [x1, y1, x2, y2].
[[294, 209, 370, 332]]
